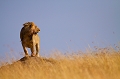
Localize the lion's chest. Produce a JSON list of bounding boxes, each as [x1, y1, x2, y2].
[[22, 35, 39, 48]]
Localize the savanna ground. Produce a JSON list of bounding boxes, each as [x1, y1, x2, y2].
[[0, 47, 120, 79]]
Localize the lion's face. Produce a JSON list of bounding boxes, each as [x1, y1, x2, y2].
[[23, 22, 40, 35]]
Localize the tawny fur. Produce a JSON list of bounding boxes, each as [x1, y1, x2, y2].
[[20, 22, 40, 57]]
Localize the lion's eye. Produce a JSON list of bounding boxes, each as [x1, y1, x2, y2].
[[29, 25, 32, 28]]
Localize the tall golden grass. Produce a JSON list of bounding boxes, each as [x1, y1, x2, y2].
[[0, 48, 120, 79]]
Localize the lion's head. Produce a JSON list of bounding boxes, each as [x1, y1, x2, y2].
[[23, 22, 40, 35]]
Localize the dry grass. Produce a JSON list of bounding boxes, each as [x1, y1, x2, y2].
[[0, 49, 120, 79]]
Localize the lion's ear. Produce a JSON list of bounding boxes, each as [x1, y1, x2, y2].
[[31, 22, 35, 26], [23, 24, 25, 26], [23, 22, 29, 27]]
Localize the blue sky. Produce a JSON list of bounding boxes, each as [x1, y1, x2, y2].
[[0, 0, 120, 58]]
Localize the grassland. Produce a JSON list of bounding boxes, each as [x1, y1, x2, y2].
[[0, 48, 120, 79]]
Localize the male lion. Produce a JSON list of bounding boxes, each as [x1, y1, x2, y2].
[[20, 22, 40, 57]]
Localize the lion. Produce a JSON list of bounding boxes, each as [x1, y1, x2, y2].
[[20, 22, 40, 57]]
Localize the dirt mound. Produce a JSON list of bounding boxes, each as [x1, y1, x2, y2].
[[19, 56, 56, 64], [0, 56, 57, 79], [0, 56, 56, 69]]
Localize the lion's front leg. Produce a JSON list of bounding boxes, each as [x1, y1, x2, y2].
[[22, 43, 29, 57], [36, 43, 40, 57], [30, 46, 35, 57]]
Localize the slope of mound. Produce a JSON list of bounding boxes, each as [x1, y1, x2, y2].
[[19, 56, 56, 65], [0, 56, 56, 69]]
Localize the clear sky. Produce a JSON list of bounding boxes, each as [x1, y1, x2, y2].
[[0, 0, 120, 58]]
